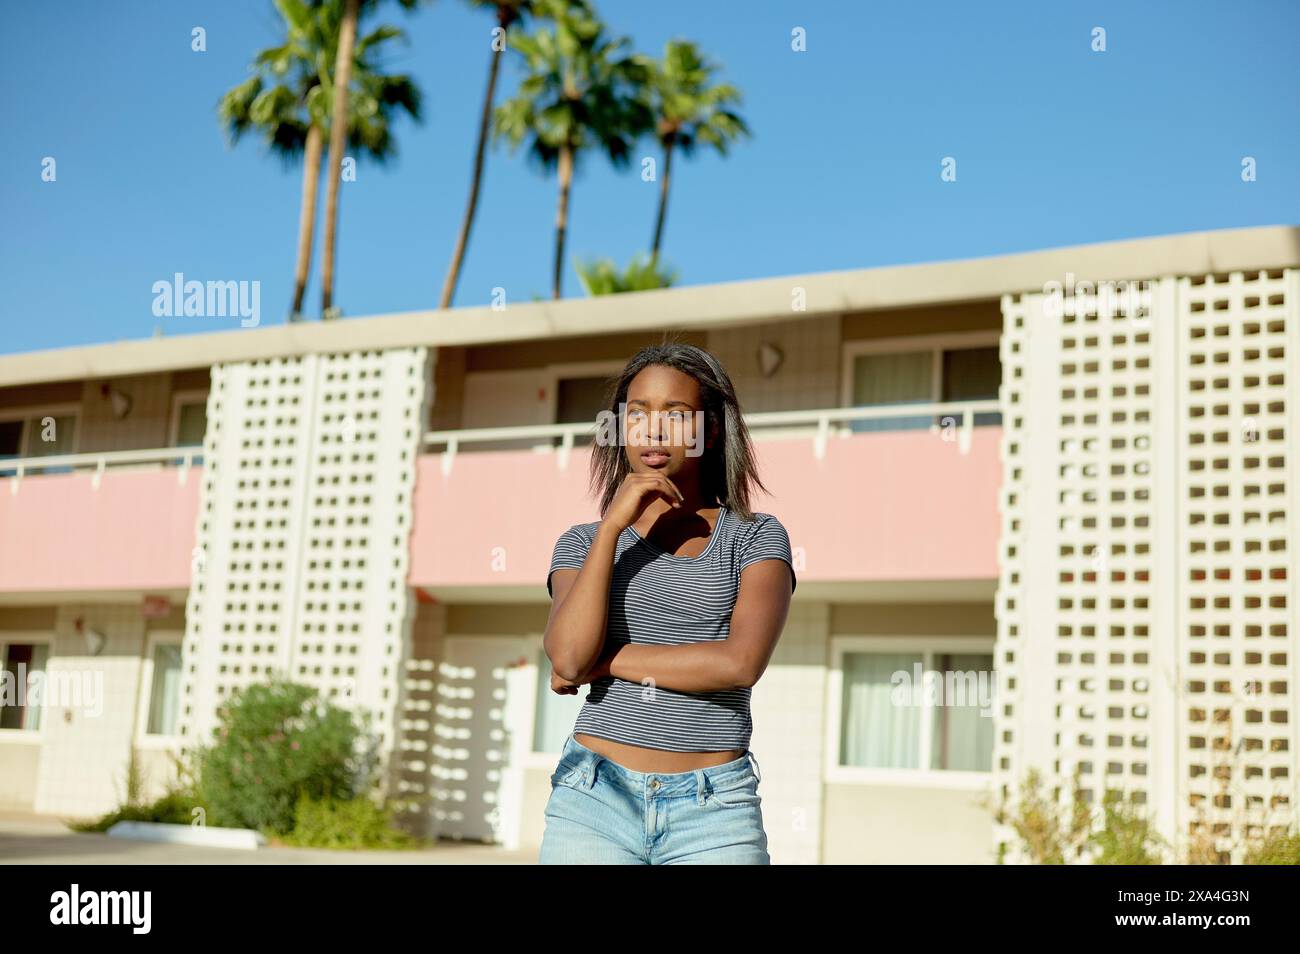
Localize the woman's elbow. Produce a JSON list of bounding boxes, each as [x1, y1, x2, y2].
[[727, 654, 761, 690], [545, 644, 586, 683], [552, 659, 584, 683]]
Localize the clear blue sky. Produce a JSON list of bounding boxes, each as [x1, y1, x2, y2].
[[2, 0, 1297, 354]]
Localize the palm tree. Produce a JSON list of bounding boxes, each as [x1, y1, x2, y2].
[[493, 0, 652, 300], [641, 40, 748, 262], [219, 0, 328, 321], [219, 0, 421, 321], [319, 0, 360, 320], [438, 0, 534, 309], [319, 0, 423, 320], [575, 252, 676, 295]]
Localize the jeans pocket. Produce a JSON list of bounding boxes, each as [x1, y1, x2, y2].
[[705, 772, 761, 809], [550, 763, 583, 790]]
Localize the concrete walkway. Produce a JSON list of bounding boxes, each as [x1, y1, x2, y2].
[[0, 812, 536, 865]]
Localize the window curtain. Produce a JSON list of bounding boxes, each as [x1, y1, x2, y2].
[[929, 653, 995, 771], [147, 644, 183, 736], [840, 652, 922, 768], [849, 352, 933, 432]]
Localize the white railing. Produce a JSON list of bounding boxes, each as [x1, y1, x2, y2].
[[422, 400, 1001, 475], [0, 400, 1002, 489], [0, 446, 203, 492]]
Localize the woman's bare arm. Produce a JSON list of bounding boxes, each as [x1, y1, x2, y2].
[[543, 523, 621, 682], [577, 559, 792, 692]]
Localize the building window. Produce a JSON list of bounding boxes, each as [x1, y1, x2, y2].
[[927, 652, 997, 771], [848, 352, 934, 433], [173, 400, 207, 448], [169, 393, 208, 466], [839, 648, 995, 772], [0, 412, 79, 471], [553, 374, 613, 448], [845, 340, 1001, 432], [532, 647, 582, 754], [1, 642, 50, 731], [941, 347, 1002, 426], [0, 420, 23, 458], [145, 643, 183, 736]]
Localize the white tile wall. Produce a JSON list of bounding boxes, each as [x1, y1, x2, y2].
[[749, 600, 830, 864], [33, 605, 146, 816]]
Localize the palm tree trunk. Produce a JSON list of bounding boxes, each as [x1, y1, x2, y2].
[[651, 137, 674, 261], [553, 144, 573, 300], [439, 41, 505, 310], [320, 0, 360, 319], [291, 123, 324, 320]]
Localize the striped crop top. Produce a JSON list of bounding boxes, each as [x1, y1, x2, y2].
[[546, 505, 797, 752]]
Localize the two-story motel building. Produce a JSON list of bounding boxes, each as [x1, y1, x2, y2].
[[1, 225, 1296, 864]]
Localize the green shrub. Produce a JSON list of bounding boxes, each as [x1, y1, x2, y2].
[[193, 678, 377, 835], [992, 768, 1165, 864], [279, 791, 422, 850], [73, 746, 207, 833], [1087, 789, 1166, 864], [71, 787, 208, 833], [1243, 828, 1300, 865], [991, 767, 1091, 864]]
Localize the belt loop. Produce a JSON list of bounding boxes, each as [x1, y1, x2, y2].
[[694, 768, 708, 806], [747, 749, 762, 784], [582, 754, 600, 790]]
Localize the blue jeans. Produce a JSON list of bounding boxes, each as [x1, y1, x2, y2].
[[539, 731, 770, 865]]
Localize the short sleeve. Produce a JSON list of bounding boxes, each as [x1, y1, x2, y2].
[[547, 525, 592, 597], [739, 514, 797, 594]]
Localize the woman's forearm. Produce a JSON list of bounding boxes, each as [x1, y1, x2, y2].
[[545, 523, 621, 681], [600, 641, 745, 693]]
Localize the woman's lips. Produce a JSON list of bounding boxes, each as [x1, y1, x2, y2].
[[641, 451, 671, 467]]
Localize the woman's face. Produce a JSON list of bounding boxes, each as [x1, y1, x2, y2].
[[622, 365, 710, 478]]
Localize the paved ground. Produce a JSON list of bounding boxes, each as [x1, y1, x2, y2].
[[0, 812, 536, 865]]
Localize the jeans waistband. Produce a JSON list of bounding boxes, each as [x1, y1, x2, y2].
[[557, 732, 761, 799]]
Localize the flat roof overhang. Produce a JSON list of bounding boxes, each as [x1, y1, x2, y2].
[[2, 224, 1297, 388]]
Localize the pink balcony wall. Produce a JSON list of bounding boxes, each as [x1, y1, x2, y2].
[[407, 427, 1003, 590], [0, 469, 201, 594]]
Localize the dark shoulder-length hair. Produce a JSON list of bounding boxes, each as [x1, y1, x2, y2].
[[588, 339, 769, 522]]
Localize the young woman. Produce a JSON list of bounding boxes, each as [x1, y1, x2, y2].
[[539, 342, 796, 865]]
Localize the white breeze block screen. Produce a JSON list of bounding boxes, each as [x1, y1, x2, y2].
[[993, 269, 1297, 864], [178, 349, 431, 771], [1176, 270, 1297, 862]]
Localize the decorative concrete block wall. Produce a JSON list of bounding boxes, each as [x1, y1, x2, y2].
[[993, 269, 1297, 863], [1175, 270, 1298, 861], [178, 349, 431, 782]]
